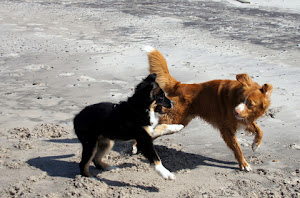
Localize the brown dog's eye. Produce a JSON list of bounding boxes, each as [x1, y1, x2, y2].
[[247, 102, 253, 108]]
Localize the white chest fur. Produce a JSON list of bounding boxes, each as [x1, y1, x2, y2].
[[149, 110, 159, 129]]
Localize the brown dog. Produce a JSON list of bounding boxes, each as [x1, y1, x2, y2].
[[145, 46, 273, 171]]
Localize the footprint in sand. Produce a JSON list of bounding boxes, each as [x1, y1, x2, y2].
[[287, 143, 300, 150], [266, 107, 282, 118], [25, 65, 54, 71], [77, 75, 96, 82]]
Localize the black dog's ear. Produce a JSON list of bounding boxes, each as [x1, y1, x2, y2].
[[145, 73, 157, 82], [135, 74, 157, 93]]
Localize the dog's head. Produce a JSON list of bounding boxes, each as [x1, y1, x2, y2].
[[151, 83, 174, 114], [135, 73, 173, 113], [234, 74, 273, 122]]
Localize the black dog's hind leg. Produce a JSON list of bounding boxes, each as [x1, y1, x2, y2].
[[136, 132, 175, 180], [93, 136, 115, 170], [79, 140, 97, 177]]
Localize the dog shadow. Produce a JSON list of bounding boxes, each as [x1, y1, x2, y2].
[[44, 139, 238, 172], [112, 141, 238, 172], [27, 154, 79, 178], [27, 154, 159, 192], [46, 138, 79, 144], [94, 177, 159, 192], [27, 141, 237, 192], [27, 153, 159, 192]]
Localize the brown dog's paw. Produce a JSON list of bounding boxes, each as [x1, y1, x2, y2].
[[240, 164, 252, 172], [252, 141, 260, 152]]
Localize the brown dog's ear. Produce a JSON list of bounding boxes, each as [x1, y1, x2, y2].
[[261, 83, 273, 98], [236, 73, 253, 87]]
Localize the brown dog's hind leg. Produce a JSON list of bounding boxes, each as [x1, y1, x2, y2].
[[220, 128, 252, 172], [93, 136, 115, 170]]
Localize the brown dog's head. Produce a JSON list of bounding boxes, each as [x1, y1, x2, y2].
[[234, 74, 273, 122]]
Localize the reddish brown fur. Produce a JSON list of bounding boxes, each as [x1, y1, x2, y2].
[[148, 48, 273, 171]]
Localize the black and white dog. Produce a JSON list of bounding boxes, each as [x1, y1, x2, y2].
[[74, 73, 183, 180]]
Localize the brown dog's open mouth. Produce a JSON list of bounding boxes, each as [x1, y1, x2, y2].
[[155, 105, 165, 114]]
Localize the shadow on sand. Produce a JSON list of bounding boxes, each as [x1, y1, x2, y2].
[[112, 141, 238, 172], [27, 141, 237, 192]]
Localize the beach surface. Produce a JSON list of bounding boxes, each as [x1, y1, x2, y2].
[[0, 0, 299, 197]]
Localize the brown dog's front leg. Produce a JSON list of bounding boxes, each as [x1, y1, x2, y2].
[[246, 122, 263, 152], [152, 124, 184, 139]]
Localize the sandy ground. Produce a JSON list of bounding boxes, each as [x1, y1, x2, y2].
[[0, 0, 299, 197]]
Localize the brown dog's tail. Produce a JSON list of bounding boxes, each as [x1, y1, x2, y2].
[[144, 46, 180, 95]]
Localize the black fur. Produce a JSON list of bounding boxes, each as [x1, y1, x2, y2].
[[74, 73, 173, 177]]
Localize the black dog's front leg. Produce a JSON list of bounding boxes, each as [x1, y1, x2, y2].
[[136, 131, 175, 180]]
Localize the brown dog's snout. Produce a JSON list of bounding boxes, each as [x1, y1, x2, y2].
[[234, 103, 247, 120], [235, 103, 246, 114]]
